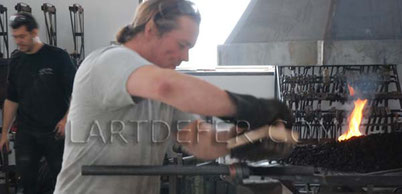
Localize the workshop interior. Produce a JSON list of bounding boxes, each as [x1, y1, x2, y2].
[[1, 0, 402, 194]]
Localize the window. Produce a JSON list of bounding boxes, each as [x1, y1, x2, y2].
[[178, 0, 251, 70]]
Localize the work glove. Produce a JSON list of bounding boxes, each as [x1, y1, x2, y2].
[[220, 91, 295, 161], [220, 91, 294, 131]]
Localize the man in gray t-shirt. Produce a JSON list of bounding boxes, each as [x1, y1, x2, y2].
[[55, 45, 197, 194], [55, 0, 293, 193]]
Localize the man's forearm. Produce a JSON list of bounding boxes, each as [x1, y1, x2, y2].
[[1, 99, 18, 138], [127, 66, 237, 117], [162, 72, 236, 117], [60, 98, 71, 122], [61, 110, 69, 122], [62, 101, 71, 121]]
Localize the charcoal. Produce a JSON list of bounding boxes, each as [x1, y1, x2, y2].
[[282, 133, 402, 173]]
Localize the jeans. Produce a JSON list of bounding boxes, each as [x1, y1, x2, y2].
[[15, 130, 64, 194]]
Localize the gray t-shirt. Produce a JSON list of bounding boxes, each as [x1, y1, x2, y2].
[[54, 45, 195, 194]]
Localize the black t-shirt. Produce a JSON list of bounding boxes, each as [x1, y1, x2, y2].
[[0, 58, 8, 105], [7, 44, 76, 132]]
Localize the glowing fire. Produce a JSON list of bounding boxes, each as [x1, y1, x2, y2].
[[348, 85, 355, 96], [338, 98, 368, 141]]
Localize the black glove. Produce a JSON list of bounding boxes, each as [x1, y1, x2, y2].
[[230, 139, 295, 161], [220, 91, 293, 130]]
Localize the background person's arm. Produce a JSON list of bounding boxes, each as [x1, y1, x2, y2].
[[0, 100, 19, 151]]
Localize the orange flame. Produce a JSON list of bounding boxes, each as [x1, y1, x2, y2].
[[338, 98, 368, 141], [348, 85, 355, 96]]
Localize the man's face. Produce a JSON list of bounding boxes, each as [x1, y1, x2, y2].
[[12, 26, 37, 53], [150, 16, 199, 69]]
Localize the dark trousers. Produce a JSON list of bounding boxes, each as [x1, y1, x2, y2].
[[15, 130, 64, 194]]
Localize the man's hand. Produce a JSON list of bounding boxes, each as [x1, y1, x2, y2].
[[55, 119, 67, 138], [229, 122, 297, 161], [177, 120, 233, 160], [0, 135, 9, 152]]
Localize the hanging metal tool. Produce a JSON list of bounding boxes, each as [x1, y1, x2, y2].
[[41, 3, 57, 46], [15, 2, 31, 13], [0, 4, 8, 58], [69, 4, 85, 66]]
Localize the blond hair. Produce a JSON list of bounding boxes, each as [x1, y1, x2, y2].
[[116, 0, 200, 44]]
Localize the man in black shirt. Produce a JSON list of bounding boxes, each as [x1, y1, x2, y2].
[[0, 13, 76, 194]]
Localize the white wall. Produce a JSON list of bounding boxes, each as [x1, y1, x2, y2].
[[192, 73, 276, 98], [2, 0, 139, 56]]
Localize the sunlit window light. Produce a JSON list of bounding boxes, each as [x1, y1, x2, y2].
[[177, 0, 251, 70]]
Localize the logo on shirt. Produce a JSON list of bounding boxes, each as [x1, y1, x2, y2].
[[38, 68, 54, 76]]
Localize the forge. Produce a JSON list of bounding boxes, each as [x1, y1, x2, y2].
[[272, 64, 402, 193]]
